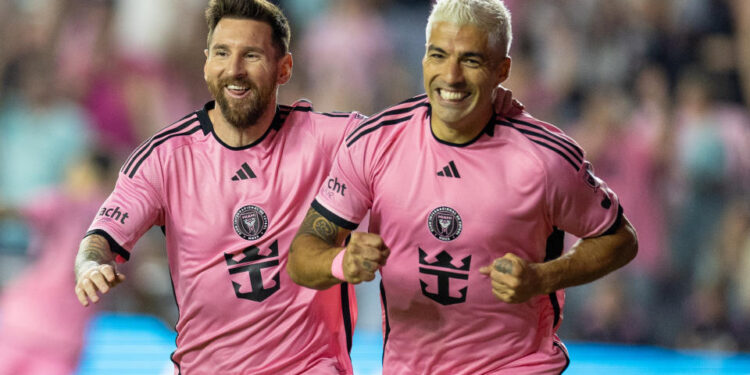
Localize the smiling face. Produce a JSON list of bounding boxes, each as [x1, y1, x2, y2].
[[204, 17, 291, 129], [423, 21, 510, 140]]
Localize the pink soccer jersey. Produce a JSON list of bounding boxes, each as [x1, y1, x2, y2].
[[314, 94, 622, 374], [88, 100, 362, 375]]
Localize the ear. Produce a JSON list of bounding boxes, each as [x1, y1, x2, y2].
[[496, 56, 511, 85], [203, 49, 209, 82], [277, 53, 293, 85]]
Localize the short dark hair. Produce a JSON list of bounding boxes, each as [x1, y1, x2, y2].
[[205, 0, 291, 57]]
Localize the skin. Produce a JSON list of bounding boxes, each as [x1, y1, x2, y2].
[[204, 18, 293, 147], [423, 21, 511, 144], [74, 17, 520, 306], [288, 21, 638, 304], [74, 17, 291, 306], [478, 216, 638, 303]]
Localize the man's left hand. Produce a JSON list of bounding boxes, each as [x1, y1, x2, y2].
[[479, 253, 542, 304]]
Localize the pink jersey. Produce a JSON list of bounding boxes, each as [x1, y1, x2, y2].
[[88, 100, 362, 374], [314, 94, 621, 374], [0, 189, 103, 375]]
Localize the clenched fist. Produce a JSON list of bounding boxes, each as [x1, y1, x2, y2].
[[479, 253, 542, 304], [341, 232, 390, 284]]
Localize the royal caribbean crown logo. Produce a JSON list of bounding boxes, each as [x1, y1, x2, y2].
[[427, 206, 462, 241], [234, 205, 269, 241]]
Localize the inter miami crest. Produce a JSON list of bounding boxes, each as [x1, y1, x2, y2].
[[234, 205, 269, 241], [428, 206, 462, 241]]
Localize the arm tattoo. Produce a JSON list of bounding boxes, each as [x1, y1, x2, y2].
[[299, 208, 340, 245], [74, 235, 114, 281]]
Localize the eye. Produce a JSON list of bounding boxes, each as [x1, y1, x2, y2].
[[214, 49, 228, 57], [246, 53, 261, 60], [464, 59, 481, 67]]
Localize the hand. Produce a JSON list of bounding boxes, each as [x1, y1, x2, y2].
[[74, 262, 126, 307], [493, 85, 525, 117], [342, 232, 390, 284], [479, 253, 541, 303]]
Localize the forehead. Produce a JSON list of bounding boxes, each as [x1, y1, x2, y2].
[[210, 17, 274, 49], [428, 21, 490, 53]]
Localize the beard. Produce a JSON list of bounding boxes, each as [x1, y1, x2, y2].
[[207, 76, 275, 129]]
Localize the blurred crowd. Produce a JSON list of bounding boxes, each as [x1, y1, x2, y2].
[[0, 0, 748, 361]]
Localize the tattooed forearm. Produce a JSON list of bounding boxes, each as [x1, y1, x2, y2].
[[299, 208, 343, 245], [74, 234, 114, 281]]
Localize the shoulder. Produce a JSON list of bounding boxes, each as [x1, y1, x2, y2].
[[343, 94, 429, 148], [493, 111, 585, 173], [120, 108, 208, 179], [279, 99, 360, 124]]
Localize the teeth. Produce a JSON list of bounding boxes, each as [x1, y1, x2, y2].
[[439, 89, 465, 101], [227, 85, 248, 90]]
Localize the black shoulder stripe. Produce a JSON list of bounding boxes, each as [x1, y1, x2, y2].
[[497, 121, 581, 170], [497, 120, 583, 165], [121, 137, 154, 174], [127, 124, 203, 178], [531, 139, 580, 170], [345, 96, 428, 143], [345, 115, 413, 147], [504, 117, 584, 159], [287, 106, 352, 117], [316, 111, 352, 118], [122, 117, 200, 175]]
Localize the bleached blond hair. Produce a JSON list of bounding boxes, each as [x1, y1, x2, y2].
[[426, 0, 513, 56]]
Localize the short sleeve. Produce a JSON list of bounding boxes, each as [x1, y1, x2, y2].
[[87, 157, 164, 262], [547, 160, 620, 238], [312, 111, 367, 161], [312, 121, 373, 230]]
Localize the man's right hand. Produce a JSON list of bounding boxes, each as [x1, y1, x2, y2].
[[74, 262, 125, 307], [342, 232, 390, 284]]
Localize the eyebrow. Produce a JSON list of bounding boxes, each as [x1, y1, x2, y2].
[[427, 45, 486, 60], [211, 44, 266, 54]]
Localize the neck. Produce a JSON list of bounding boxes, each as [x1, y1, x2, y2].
[[209, 101, 277, 147], [430, 108, 493, 144]]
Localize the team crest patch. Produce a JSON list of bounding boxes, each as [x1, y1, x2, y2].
[[234, 205, 269, 241], [428, 206, 463, 241]]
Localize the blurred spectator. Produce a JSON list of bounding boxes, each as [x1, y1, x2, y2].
[[0, 152, 113, 375], [298, 0, 400, 114], [0, 53, 91, 255], [0, 0, 748, 355]]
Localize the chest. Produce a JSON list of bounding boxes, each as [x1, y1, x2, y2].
[[158, 136, 329, 252], [371, 135, 548, 244]]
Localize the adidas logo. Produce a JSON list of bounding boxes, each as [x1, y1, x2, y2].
[[436, 161, 460, 178], [231, 163, 257, 181]]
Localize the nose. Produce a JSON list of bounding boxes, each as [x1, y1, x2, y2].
[[226, 55, 247, 78], [443, 59, 464, 85]]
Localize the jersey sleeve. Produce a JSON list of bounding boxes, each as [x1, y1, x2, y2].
[[86, 156, 164, 262], [546, 158, 621, 239], [312, 111, 368, 161], [312, 119, 373, 230]]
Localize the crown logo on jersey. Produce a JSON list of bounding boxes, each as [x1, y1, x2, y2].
[[231, 162, 257, 181], [436, 160, 460, 178], [419, 249, 471, 271]]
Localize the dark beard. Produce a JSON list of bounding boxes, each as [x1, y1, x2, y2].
[[208, 77, 273, 129]]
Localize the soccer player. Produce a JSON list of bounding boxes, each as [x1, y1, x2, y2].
[[73, 1, 520, 374], [73, 1, 359, 374], [288, 0, 639, 374]]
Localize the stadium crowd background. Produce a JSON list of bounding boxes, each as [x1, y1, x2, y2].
[[0, 0, 749, 356]]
